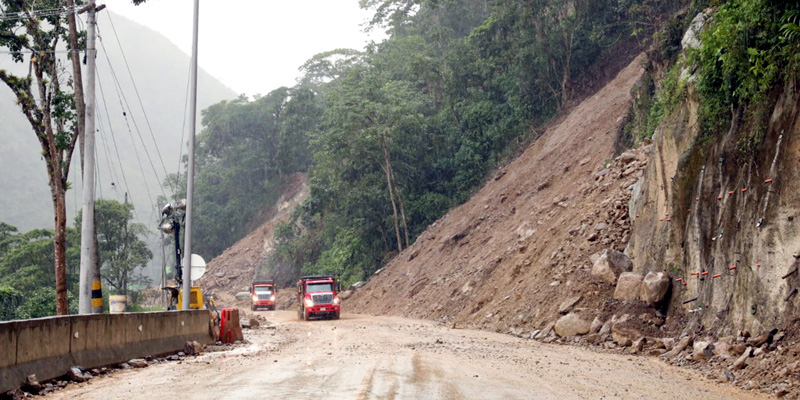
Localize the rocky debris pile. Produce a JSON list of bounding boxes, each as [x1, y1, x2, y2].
[[660, 328, 798, 398], [528, 310, 800, 398], [2, 342, 208, 399]]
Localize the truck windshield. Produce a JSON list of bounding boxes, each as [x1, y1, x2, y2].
[[306, 282, 333, 292], [254, 286, 273, 294]]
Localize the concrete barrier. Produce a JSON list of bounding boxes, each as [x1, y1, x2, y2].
[[0, 310, 213, 393]]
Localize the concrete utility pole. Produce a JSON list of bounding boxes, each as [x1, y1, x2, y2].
[[182, 0, 200, 310], [79, 0, 102, 315]]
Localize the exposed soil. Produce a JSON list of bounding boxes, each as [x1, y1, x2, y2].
[[347, 53, 650, 335], [193, 172, 309, 309], [44, 311, 768, 400]]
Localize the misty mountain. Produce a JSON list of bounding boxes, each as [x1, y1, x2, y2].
[[0, 11, 236, 232]]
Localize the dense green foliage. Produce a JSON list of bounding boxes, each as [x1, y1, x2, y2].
[[77, 200, 153, 296], [692, 0, 800, 150], [0, 200, 151, 320], [0, 222, 79, 320], [185, 0, 686, 286], [189, 87, 320, 257]]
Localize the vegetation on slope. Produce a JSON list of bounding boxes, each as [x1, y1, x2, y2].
[[188, 0, 688, 286]]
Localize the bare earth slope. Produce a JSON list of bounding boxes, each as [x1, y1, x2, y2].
[[195, 173, 309, 306], [348, 54, 649, 335]]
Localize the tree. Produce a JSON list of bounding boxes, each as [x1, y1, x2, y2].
[[0, 0, 83, 314], [80, 200, 152, 296]]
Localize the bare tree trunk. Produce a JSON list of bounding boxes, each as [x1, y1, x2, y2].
[[381, 138, 403, 253], [53, 185, 68, 315], [388, 162, 410, 248]]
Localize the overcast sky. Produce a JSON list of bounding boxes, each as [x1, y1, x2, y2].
[[103, 0, 381, 97]]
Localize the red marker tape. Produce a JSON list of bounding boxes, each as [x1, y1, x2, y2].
[[728, 191, 734, 195], [659, 218, 664, 222], [717, 196, 723, 200], [687, 209, 691, 213], [675, 278, 682, 282], [741, 188, 747, 193], [712, 274, 722, 278], [756, 263, 761, 268], [701, 271, 709, 276], [695, 197, 700, 201], [690, 272, 699, 276], [666, 219, 672, 222], [765, 179, 773, 184], [729, 266, 736, 270], [683, 281, 687, 286]]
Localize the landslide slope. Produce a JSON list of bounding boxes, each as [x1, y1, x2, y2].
[[195, 173, 309, 306], [348, 54, 649, 334]]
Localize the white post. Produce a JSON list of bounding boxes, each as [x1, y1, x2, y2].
[[182, 0, 200, 310], [79, 0, 99, 315]]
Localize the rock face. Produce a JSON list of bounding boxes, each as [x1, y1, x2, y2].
[[640, 272, 670, 304], [554, 313, 591, 337], [591, 249, 633, 284], [613, 272, 644, 301]]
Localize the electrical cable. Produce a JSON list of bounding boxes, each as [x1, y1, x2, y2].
[[103, 60, 156, 223], [103, 13, 170, 181], [96, 25, 167, 209], [96, 105, 121, 198], [96, 67, 139, 222], [94, 138, 103, 200]]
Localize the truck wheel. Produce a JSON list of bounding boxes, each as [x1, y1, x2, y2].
[[334, 310, 340, 320], [303, 308, 310, 321]]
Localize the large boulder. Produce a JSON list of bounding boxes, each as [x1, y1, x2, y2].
[[591, 249, 633, 284], [640, 272, 670, 304], [613, 272, 644, 301], [611, 315, 643, 347], [234, 291, 251, 301], [553, 313, 591, 337]]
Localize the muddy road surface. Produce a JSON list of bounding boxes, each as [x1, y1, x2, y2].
[[48, 311, 766, 400]]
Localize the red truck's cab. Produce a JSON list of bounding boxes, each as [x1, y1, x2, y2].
[[250, 280, 277, 311], [296, 275, 341, 320]]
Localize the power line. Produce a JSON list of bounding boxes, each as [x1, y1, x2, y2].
[[96, 67, 139, 222], [95, 104, 122, 198], [94, 139, 103, 200], [0, 5, 79, 22], [96, 24, 167, 210], [100, 62, 156, 222], [103, 13, 170, 182]]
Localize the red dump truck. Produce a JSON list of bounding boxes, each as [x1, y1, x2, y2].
[[250, 280, 277, 311], [296, 275, 340, 320]]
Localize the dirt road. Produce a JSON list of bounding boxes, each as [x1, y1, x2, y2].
[[48, 311, 766, 400]]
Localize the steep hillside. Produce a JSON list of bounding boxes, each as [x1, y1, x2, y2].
[[195, 173, 309, 306], [347, 53, 649, 333]]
